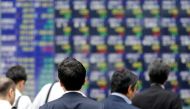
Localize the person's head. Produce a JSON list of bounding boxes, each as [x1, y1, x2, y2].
[[0, 77, 15, 105], [58, 57, 86, 91], [111, 69, 138, 100], [148, 59, 170, 85], [6, 65, 27, 92]]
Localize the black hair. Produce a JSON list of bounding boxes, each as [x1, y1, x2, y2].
[[148, 59, 170, 84], [6, 65, 27, 84], [0, 77, 15, 96], [111, 69, 138, 94], [58, 57, 86, 90]]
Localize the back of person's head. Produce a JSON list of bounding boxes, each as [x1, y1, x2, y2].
[[148, 59, 170, 84], [111, 69, 138, 95], [6, 65, 27, 84], [58, 57, 86, 91], [0, 77, 15, 105]]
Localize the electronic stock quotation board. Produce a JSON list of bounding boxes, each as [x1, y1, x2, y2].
[[0, 0, 190, 108]]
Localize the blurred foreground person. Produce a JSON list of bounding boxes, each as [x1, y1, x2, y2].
[[103, 69, 139, 109], [6, 65, 31, 109], [132, 59, 182, 109], [31, 81, 64, 109], [0, 77, 15, 109], [40, 57, 102, 109]]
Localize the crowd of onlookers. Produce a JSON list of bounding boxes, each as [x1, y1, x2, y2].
[[0, 57, 182, 109]]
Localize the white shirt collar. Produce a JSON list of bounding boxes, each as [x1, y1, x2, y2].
[[111, 92, 132, 104], [64, 91, 86, 97], [13, 88, 22, 106], [15, 88, 22, 100], [16, 88, 22, 96], [0, 99, 12, 109]]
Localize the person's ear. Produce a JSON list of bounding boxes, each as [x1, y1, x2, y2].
[[128, 85, 133, 95], [10, 88, 15, 97], [18, 80, 25, 91], [8, 88, 15, 105], [127, 85, 134, 100], [8, 88, 12, 97]]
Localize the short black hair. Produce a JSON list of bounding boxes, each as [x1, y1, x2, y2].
[[58, 57, 86, 90], [148, 59, 170, 84], [111, 69, 138, 94], [6, 65, 27, 84], [0, 77, 15, 96]]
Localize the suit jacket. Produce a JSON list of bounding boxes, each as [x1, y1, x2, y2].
[[103, 95, 140, 109], [132, 85, 182, 109], [40, 92, 102, 109]]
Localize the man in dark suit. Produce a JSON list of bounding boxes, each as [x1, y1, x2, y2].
[[132, 59, 182, 109], [103, 69, 140, 109], [40, 57, 102, 109]]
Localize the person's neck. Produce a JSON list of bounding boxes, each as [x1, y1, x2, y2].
[[126, 94, 132, 100]]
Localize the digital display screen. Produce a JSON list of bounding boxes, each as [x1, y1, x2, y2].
[[0, 0, 190, 108]]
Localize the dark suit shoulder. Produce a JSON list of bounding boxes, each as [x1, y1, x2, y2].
[[163, 90, 179, 96], [103, 95, 140, 109], [153, 89, 180, 100], [40, 95, 102, 109], [127, 104, 140, 109], [132, 87, 181, 109], [135, 86, 178, 96], [39, 97, 63, 109], [82, 97, 102, 107]]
